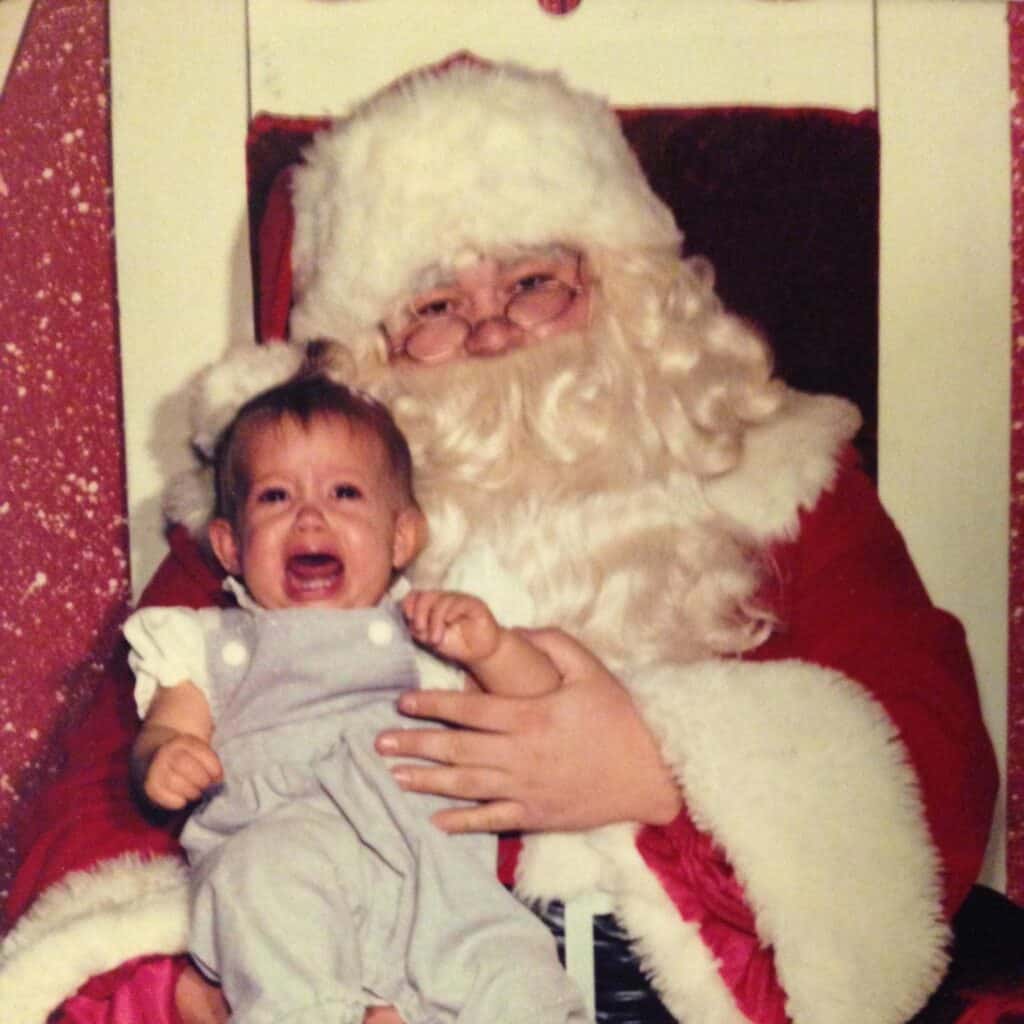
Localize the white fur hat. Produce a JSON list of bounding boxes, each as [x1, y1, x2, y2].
[[289, 59, 682, 341], [189, 342, 309, 459], [163, 342, 312, 535]]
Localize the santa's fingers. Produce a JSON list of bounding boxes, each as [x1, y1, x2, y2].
[[389, 762, 512, 805], [386, 744, 529, 831], [388, 687, 541, 735], [379, 717, 520, 767], [430, 799, 529, 836]]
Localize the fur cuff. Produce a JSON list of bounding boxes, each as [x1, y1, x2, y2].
[[629, 657, 949, 1024], [0, 854, 189, 1024]]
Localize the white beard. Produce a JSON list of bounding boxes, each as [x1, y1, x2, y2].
[[362, 315, 771, 673]]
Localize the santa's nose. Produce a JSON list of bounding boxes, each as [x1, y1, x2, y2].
[[463, 317, 524, 356]]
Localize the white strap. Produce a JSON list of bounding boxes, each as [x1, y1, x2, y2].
[[563, 891, 615, 1019]]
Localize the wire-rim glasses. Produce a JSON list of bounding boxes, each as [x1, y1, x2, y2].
[[384, 252, 585, 362]]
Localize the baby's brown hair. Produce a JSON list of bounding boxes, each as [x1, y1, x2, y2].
[[213, 371, 416, 527]]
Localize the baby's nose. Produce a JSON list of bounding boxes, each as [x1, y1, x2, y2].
[[295, 501, 327, 527]]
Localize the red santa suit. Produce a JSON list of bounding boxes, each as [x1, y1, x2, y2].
[[0, 59, 999, 1024]]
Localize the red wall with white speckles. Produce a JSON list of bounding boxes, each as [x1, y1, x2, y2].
[[0, 0, 128, 900]]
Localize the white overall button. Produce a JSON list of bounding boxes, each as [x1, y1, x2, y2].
[[221, 640, 248, 667], [368, 619, 394, 646]]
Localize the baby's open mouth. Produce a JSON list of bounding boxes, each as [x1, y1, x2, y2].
[[285, 552, 343, 596]]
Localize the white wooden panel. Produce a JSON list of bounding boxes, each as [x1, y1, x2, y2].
[[110, 1, 251, 595], [248, 0, 875, 114], [877, 0, 1011, 891]]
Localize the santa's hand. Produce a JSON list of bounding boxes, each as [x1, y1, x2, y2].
[[376, 628, 682, 833]]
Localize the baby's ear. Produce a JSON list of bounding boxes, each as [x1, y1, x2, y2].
[[208, 518, 243, 576], [392, 506, 428, 570]]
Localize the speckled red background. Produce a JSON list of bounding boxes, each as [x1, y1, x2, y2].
[[0, 0, 128, 902], [1, 0, 1021, 906]]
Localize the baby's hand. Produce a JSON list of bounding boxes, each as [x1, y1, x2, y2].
[[145, 734, 223, 810], [402, 590, 501, 666]]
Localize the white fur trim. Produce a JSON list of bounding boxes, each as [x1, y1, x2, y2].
[[516, 828, 748, 1024], [0, 854, 189, 1024], [516, 830, 612, 903], [704, 390, 862, 542], [163, 463, 217, 539], [289, 61, 681, 340], [161, 341, 317, 536], [593, 827, 751, 1024], [626, 658, 949, 1024], [189, 341, 307, 458]]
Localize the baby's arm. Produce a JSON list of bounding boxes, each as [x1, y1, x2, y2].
[[402, 590, 560, 697], [131, 681, 222, 811]]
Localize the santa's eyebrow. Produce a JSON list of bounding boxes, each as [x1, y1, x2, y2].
[[411, 245, 577, 292]]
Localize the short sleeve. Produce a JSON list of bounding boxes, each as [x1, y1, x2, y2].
[[123, 607, 211, 718]]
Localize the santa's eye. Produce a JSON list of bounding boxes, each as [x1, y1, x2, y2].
[[411, 294, 459, 320], [511, 271, 557, 293], [255, 486, 288, 504]]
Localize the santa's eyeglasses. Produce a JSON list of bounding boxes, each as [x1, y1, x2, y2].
[[383, 251, 585, 363]]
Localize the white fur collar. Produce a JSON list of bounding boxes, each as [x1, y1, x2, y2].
[[702, 389, 861, 542]]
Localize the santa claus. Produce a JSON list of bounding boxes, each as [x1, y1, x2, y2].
[[0, 60, 999, 1024]]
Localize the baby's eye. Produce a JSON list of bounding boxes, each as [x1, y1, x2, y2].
[[332, 484, 362, 500], [255, 487, 288, 504]]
